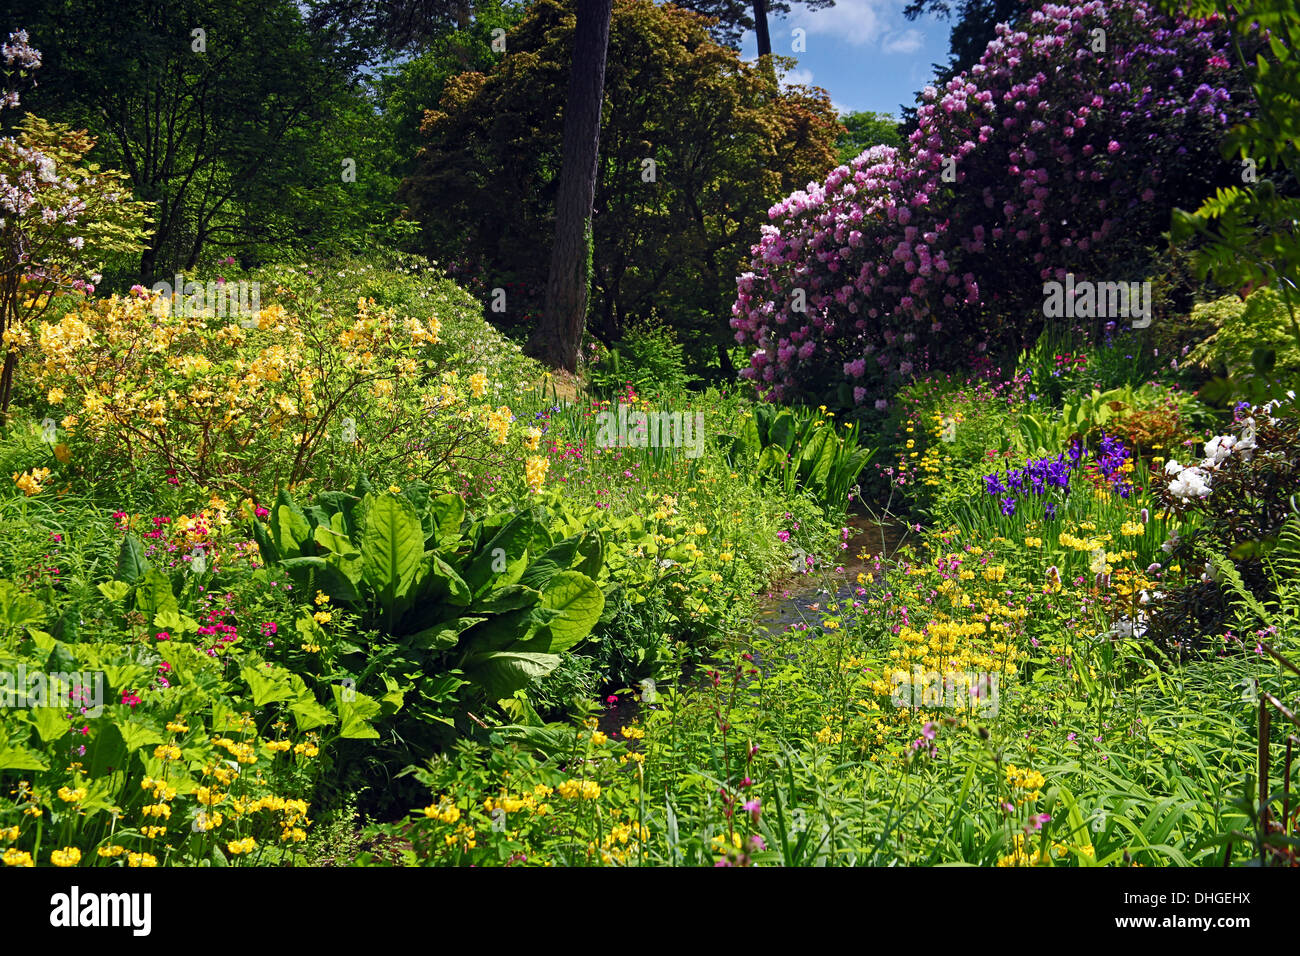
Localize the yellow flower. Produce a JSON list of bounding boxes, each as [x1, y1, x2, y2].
[[47, 386, 66, 404], [226, 837, 257, 855], [312, 610, 332, 625], [523, 427, 542, 451], [127, 852, 158, 867], [12, 467, 50, 496], [556, 779, 601, 800], [0, 826, 17, 842], [314, 591, 331, 606], [524, 455, 550, 494], [620, 726, 645, 740], [469, 371, 488, 398], [57, 786, 86, 804], [97, 845, 126, 858], [589, 731, 608, 746], [3, 848, 34, 867]]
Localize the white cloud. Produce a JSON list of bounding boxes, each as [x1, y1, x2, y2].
[[881, 28, 924, 54], [784, 0, 926, 51], [780, 66, 816, 90]]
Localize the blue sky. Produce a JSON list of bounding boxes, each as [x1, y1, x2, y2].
[[738, 0, 954, 118]]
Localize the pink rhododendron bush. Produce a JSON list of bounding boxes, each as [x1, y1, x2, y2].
[[731, 0, 1255, 406]]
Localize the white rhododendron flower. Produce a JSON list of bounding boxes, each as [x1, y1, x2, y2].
[[1202, 435, 1235, 466], [1169, 467, 1210, 500]]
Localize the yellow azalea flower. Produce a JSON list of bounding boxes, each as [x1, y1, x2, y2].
[[524, 455, 550, 494], [12, 468, 50, 496], [469, 371, 488, 397]]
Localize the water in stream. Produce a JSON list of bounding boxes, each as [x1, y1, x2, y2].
[[599, 508, 913, 732]]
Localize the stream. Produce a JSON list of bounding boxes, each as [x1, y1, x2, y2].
[[599, 508, 912, 732]]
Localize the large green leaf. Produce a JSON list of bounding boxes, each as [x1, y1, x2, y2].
[[464, 509, 542, 595], [360, 494, 425, 617], [273, 490, 314, 558], [462, 651, 560, 701], [0, 581, 44, 629], [332, 685, 382, 739], [116, 535, 150, 584], [427, 493, 466, 546], [30, 707, 70, 743], [475, 585, 542, 613], [240, 664, 297, 707], [113, 718, 164, 754], [404, 615, 486, 651], [539, 571, 604, 653], [134, 568, 178, 620], [280, 556, 362, 604]]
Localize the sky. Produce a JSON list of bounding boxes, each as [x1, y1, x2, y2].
[[738, 0, 955, 118]]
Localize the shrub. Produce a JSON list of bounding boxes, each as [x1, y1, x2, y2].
[[730, 0, 1253, 407], [1187, 288, 1300, 405], [1145, 399, 1300, 657]]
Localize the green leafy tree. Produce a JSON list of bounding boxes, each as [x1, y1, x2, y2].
[[1168, 0, 1300, 374], [834, 110, 902, 164], [9, 0, 368, 282], [402, 0, 839, 376]]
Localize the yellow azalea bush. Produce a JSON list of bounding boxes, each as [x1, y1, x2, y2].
[[29, 288, 443, 493]]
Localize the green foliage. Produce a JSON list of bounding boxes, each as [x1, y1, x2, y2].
[[401, 0, 841, 375], [834, 110, 902, 165], [11, 0, 371, 282], [1167, 0, 1300, 359], [723, 403, 875, 511], [587, 317, 693, 395], [1187, 288, 1300, 405], [252, 485, 608, 710]]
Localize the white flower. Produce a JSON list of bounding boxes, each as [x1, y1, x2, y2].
[[1164, 459, 1183, 476], [1161, 530, 1181, 553], [1169, 467, 1211, 500], [1203, 435, 1235, 466]]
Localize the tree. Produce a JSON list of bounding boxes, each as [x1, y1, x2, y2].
[[1167, 0, 1300, 364], [835, 110, 902, 165], [524, 0, 614, 372], [903, 0, 1027, 82], [674, 0, 834, 58], [0, 33, 151, 419], [402, 0, 840, 374], [10, 0, 360, 282]]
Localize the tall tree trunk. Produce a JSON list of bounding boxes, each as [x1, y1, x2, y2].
[[526, 0, 613, 373], [752, 0, 772, 59]]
